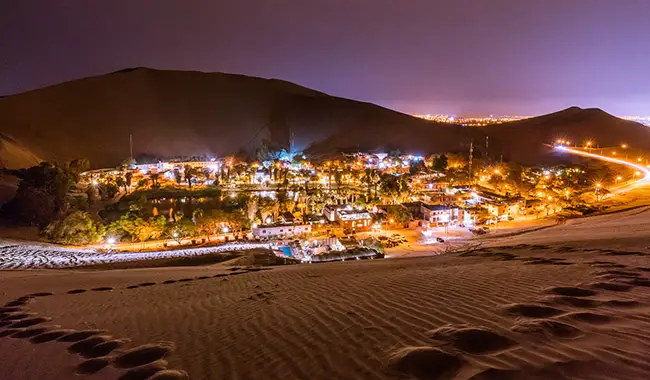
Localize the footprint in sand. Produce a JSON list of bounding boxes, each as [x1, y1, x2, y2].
[[11, 327, 49, 339], [67, 289, 87, 294], [0, 306, 22, 313], [595, 270, 644, 281], [561, 312, 614, 325], [147, 369, 189, 379], [603, 300, 643, 308], [91, 287, 114, 292], [196, 276, 210, 280], [58, 329, 106, 342], [591, 262, 628, 269], [4, 297, 33, 307], [522, 257, 573, 266], [0, 329, 21, 337], [388, 346, 465, 380], [541, 295, 602, 308], [113, 343, 174, 368], [29, 292, 54, 297], [588, 282, 633, 292], [115, 360, 168, 380], [163, 280, 177, 284], [68, 335, 114, 354], [177, 278, 193, 282], [76, 357, 111, 375], [30, 329, 74, 343], [512, 319, 584, 339], [425, 325, 517, 354], [544, 287, 598, 297], [629, 279, 650, 287], [503, 304, 565, 318], [80, 338, 129, 358], [602, 249, 646, 256], [9, 317, 51, 328], [1, 312, 33, 321]]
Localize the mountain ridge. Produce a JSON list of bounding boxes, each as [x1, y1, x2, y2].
[[1, 68, 649, 168]]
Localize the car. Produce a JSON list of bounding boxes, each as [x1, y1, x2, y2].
[[436, 237, 445, 243]]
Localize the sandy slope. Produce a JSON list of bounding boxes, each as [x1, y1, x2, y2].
[[3, 209, 650, 379]]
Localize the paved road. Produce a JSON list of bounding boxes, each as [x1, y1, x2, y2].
[[555, 145, 650, 194]]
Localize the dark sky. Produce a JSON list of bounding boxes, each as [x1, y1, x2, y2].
[[2, 0, 649, 116]]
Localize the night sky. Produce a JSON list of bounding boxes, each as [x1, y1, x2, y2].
[[2, 0, 649, 116]]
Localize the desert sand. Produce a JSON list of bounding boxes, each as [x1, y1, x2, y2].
[[2, 207, 650, 379]]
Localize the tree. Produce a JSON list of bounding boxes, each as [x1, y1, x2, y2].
[[409, 160, 426, 175], [184, 165, 195, 189], [133, 216, 167, 242], [385, 206, 412, 225], [115, 176, 126, 193], [1, 163, 74, 226], [68, 158, 90, 182], [362, 168, 379, 201], [43, 211, 105, 245], [433, 154, 448, 172], [169, 219, 195, 244], [125, 172, 133, 189], [2, 187, 57, 226], [150, 172, 160, 188], [202, 168, 212, 183], [173, 170, 182, 185]]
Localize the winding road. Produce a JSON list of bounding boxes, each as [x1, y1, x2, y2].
[[555, 145, 650, 194]]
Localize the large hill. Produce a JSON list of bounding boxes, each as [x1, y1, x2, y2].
[[482, 107, 650, 165], [1, 69, 648, 168], [0, 68, 478, 168]]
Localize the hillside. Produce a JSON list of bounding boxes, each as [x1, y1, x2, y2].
[[0, 134, 43, 169], [482, 107, 650, 165], [0, 68, 475, 168]]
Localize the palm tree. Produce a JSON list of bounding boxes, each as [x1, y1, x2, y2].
[[184, 165, 195, 189]]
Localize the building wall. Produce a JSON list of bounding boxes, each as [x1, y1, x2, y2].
[[253, 225, 312, 237], [341, 218, 372, 232]]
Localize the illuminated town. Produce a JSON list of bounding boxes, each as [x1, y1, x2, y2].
[[414, 113, 650, 127], [28, 137, 632, 264]]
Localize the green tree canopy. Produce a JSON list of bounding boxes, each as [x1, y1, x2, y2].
[[43, 211, 105, 245]]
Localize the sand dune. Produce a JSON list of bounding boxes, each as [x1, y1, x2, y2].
[[3, 209, 650, 379]]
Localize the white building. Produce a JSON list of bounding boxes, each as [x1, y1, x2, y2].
[[253, 224, 311, 238]]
